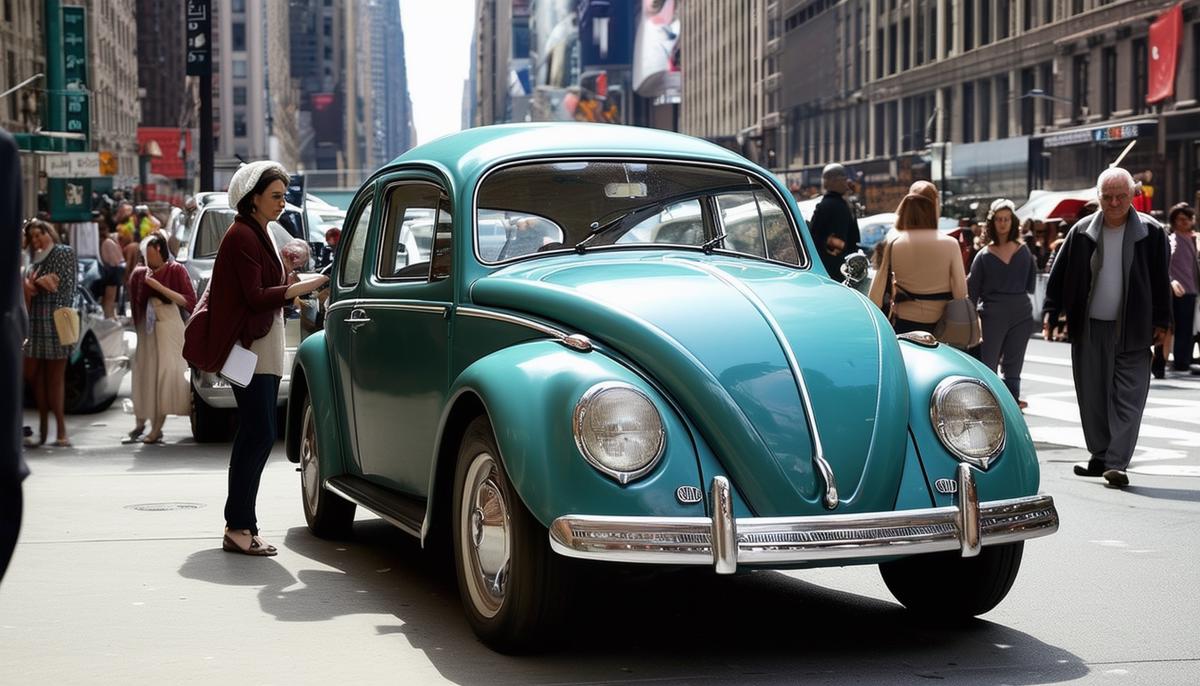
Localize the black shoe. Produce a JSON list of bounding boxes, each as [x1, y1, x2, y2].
[[1103, 469, 1129, 487], [1152, 367, 1165, 380], [1073, 459, 1105, 477]]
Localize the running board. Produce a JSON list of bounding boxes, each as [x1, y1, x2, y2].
[[324, 475, 426, 539]]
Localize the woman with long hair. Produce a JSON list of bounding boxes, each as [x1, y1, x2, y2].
[[21, 220, 77, 447], [184, 161, 328, 556], [968, 199, 1037, 408], [126, 232, 197, 444], [868, 189, 967, 335]]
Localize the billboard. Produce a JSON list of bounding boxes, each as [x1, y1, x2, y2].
[[632, 0, 680, 98]]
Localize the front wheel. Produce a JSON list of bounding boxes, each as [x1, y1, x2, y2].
[[299, 395, 355, 538], [451, 416, 569, 653], [879, 542, 1024, 618]]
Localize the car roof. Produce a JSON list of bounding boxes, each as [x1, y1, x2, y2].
[[385, 123, 758, 189]]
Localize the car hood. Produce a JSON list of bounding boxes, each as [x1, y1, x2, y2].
[[470, 252, 911, 516]]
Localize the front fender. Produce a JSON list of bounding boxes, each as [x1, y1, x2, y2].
[[444, 340, 708, 528], [900, 341, 1040, 506], [285, 331, 346, 481]]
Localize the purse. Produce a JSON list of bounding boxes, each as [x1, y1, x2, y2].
[[879, 239, 898, 321], [934, 297, 982, 350], [53, 306, 80, 346]]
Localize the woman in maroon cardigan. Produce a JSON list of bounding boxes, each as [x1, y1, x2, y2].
[[184, 161, 327, 556]]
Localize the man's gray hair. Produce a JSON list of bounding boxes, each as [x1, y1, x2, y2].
[[822, 163, 847, 181], [1096, 167, 1136, 195]]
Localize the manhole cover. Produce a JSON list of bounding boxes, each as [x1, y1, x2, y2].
[[125, 502, 207, 512]]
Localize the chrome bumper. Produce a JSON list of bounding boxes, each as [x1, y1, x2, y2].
[[548, 464, 1057, 574]]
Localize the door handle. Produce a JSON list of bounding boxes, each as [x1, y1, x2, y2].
[[346, 308, 371, 330]]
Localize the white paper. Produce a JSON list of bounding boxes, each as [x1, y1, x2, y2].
[[219, 342, 258, 388]]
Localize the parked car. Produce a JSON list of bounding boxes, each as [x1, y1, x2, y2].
[[177, 192, 307, 442], [285, 123, 1059, 652], [26, 267, 130, 414]]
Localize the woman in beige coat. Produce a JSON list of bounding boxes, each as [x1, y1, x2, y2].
[[869, 191, 968, 334]]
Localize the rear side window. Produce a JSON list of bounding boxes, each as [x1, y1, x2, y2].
[[378, 183, 447, 280], [340, 199, 374, 287]]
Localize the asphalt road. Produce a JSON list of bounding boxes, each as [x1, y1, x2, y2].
[[1, 338, 1198, 685]]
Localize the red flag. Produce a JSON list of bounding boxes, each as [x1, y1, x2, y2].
[[1146, 2, 1182, 104]]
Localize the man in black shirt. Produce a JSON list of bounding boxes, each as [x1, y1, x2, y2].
[[0, 128, 29, 583], [808, 163, 860, 282]]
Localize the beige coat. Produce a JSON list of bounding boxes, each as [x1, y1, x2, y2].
[[869, 228, 968, 324]]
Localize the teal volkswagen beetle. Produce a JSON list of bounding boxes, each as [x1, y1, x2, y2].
[[285, 123, 1058, 651]]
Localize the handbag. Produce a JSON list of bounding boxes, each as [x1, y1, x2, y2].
[[53, 306, 80, 346], [879, 239, 898, 321], [934, 297, 983, 350]]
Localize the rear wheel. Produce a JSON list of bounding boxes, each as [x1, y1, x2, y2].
[[879, 542, 1024, 618], [190, 387, 233, 443], [451, 416, 569, 653], [299, 395, 355, 538]]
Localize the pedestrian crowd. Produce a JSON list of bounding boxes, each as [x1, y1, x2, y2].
[[813, 163, 1197, 489]]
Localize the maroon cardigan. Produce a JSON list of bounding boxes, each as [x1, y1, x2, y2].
[[183, 215, 290, 373], [128, 262, 197, 327]]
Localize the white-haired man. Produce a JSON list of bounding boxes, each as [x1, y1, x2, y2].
[[1041, 167, 1171, 487]]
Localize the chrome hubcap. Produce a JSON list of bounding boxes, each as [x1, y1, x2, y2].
[[459, 452, 511, 618], [300, 404, 319, 516]]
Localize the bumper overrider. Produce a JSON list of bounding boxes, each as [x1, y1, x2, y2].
[[548, 464, 1058, 574]]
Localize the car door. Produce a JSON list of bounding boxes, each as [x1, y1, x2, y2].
[[349, 177, 453, 495], [325, 186, 377, 475]]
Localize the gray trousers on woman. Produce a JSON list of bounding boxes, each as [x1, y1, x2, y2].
[[1071, 319, 1152, 470], [979, 298, 1035, 399]]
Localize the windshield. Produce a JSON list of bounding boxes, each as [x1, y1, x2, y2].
[[475, 160, 805, 266], [194, 207, 237, 258]]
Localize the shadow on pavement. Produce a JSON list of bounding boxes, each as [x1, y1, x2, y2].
[[178, 518, 1088, 685], [1115, 484, 1200, 503]]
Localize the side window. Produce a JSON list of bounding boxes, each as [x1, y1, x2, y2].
[[716, 191, 799, 265], [379, 183, 442, 279], [340, 198, 374, 287], [430, 196, 453, 280]]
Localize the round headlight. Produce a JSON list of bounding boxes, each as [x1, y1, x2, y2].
[[573, 382, 665, 484], [930, 377, 1005, 469]]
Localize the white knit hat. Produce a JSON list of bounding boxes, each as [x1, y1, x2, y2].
[[227, 160, 288, 211]]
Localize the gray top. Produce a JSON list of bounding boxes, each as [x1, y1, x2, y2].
[[968, 244, 1036, 312], [1089, 224, 1125, 321], [1169, 232, 1198, 295]]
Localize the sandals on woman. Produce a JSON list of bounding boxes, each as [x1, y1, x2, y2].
[[222, 529, 278, 556]]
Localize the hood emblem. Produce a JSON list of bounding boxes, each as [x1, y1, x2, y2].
[[935, 478, 958, 494], [675, 485, 703, 504]]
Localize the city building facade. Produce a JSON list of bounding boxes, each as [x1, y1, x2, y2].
[[0, 0, 46, 212], [72, 0, 140, 191]]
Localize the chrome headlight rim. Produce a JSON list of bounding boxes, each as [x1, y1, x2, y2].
[[573, 381, 666, 485], [929, 376, 1006, 470]]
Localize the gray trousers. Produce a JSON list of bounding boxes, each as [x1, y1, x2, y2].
[[979, 300, 1034, 400], [1071, 319, 1152, 470]]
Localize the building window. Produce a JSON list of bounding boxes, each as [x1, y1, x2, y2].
[[1072, 54, 1089, 121], [1020, 68, 1035, 135], [944, 2, 954, 57], [998, 0, 1010, 39], [929, 6, 938, 60], [876, 28, 884, 79], [1071, 0, 1084, 14], [234, 114, 246, 137], [980, 0, 992, 46], [874, 103, 885, 157], [996, 74, 1009, 139], [1131, 38, 1147, 115], [1101, 47, 1116, 117], [233, 86, 246, 106], [888, 23, 897, 74], [902, 18, 911, 70], [1044, 0, 1053, 24], [979, 80, 992, 141], [1023, 0, 1034, 31], [1040, 62, 1055, 125], [854, 8, 863, 88], [6, 51, 16, 121], [915, 13, 925, 65], [964, 0, 975, 52], [231, 0, 245, 12], [887, 100, 899, 156], [963, 82, 975, 143], [231, 22, 245, 51], [232, 59, 247, 78], [1195, 23, 1200, 105]]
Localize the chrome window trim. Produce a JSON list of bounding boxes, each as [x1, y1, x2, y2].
[[665, 258, 838, 510], [337, 196, 375, 290], [929, 376, 1007, 469], [572, 381, 667, 485], [548, 467, 1058, 573], [471, 156, 812, 270], [455, 306, 569, 339]]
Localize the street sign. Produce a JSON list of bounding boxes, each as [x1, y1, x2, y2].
[[186, 0, 212, 76], [45, 153, 101, 178], [99, 151, 118, 176], [47, 178, 93, 222], [61, 5, 89, 140]]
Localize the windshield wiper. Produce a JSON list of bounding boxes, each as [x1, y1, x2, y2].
[[700, 232, 728, 254]]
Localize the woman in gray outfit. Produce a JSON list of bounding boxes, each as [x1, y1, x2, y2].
[[968, 199, 1037, 408]]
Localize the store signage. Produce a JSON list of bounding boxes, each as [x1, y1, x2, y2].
[[1092, 124, 1141, 143], [45, 153, 101, 178], [186, 0, 212, 76], [62, 6, 89, 138], [1044, 123, 1144, 148]]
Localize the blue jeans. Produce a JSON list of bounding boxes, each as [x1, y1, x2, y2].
[[224, 374, 280, 535]]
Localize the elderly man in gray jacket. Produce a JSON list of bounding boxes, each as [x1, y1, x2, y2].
[[1041, 167, 1171, 488]]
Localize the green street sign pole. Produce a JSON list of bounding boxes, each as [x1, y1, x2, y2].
[[45, 0, 64, 132]]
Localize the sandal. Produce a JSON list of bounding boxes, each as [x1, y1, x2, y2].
[[143, 433, 165, 445], [52, 438, 72, 448], [222, 530, 278, 557]]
